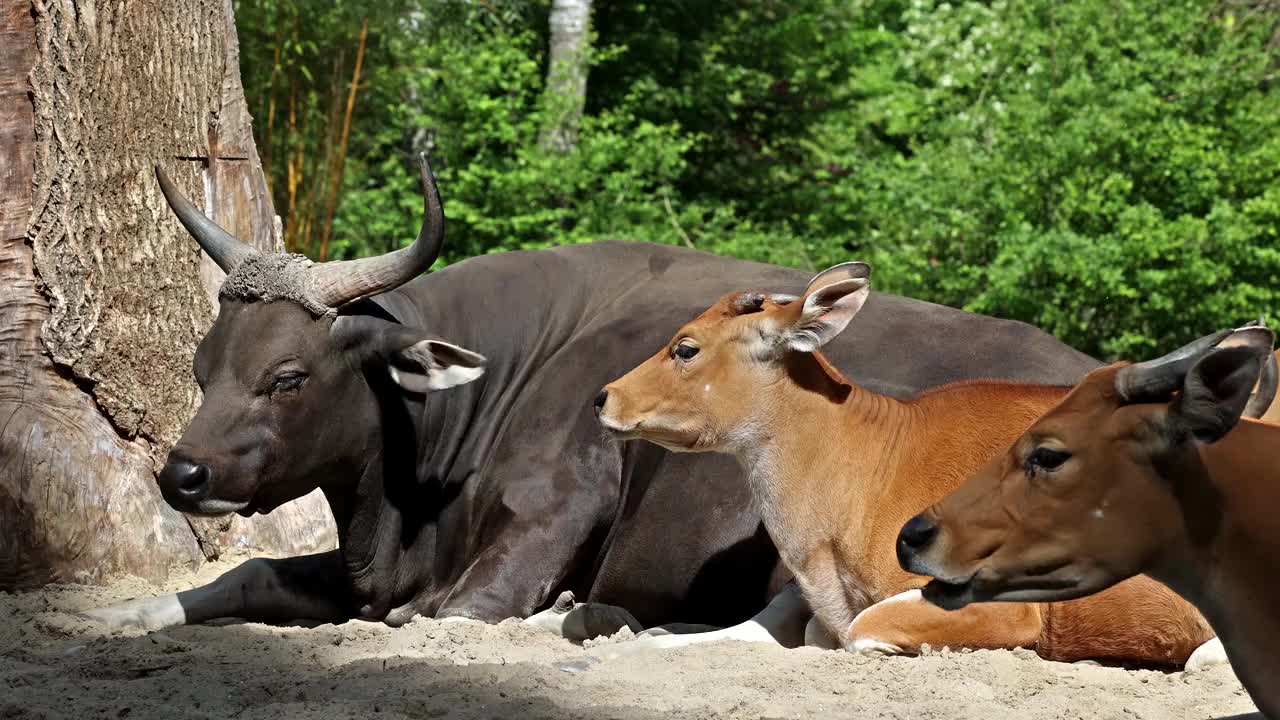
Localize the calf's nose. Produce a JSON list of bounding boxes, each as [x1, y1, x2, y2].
[[159, 459, 212, 504], [593, 388, 609, 415], [897, 513, 939, 558]]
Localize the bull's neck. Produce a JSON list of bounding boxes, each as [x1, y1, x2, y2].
[[735, 352, 911, 526], [323, 360, 449, 620]]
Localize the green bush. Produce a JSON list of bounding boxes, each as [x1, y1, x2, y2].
[[237, 0, 1280, 360]]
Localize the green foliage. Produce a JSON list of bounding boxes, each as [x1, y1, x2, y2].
[[236, 0, 1280, 359]]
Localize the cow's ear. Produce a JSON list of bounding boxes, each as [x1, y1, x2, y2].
[[388, 339, 486, 393], [781, 262, 871, 352], [1171, 340, 1269, 443]]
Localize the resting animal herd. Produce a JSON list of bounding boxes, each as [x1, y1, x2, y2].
[[83, 155, 1278, 717]]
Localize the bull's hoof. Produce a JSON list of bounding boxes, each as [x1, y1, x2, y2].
[[385, 604, 425, 627], [552, 591, 576, 613]]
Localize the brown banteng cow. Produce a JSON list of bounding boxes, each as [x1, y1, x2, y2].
[[898, 325, 1280, 717], [595, 262, 1275, 666]]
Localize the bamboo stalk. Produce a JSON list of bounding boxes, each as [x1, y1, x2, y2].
[[284, 77, 299, 252], [304, 52, 346, 258], [262, 29, 284, 197], [317, 16, 369, 262]]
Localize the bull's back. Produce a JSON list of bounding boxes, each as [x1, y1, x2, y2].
[[408, 241, 1099, 399]]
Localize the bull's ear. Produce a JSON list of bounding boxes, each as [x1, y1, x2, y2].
[[388, 339, 487, 393], [1172, 335, 1271, 443], [784, 262, 871, 352]]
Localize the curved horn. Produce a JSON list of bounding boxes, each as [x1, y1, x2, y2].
[[1114, 328, 1233, 403], [1244, 349, 1278, 419], [1227, 322, 1278, 419], [306, 153, 445, 308], [155, 166, 257, 273]]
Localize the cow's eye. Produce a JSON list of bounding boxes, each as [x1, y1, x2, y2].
[[270, 373, 307, 396], [673, 341, 700, 361], [1026, 446, 1071, 472]]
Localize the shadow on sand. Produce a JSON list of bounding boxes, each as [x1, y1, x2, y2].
[[0, 615, 676, 720]]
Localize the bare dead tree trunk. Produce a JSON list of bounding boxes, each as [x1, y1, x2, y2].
[[538, 0, 592, 154], [0, 0, 335, 591]]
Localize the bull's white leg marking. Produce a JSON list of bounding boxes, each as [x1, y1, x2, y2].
[[81, 556, 348, 632], [522, 591, 577, 636], [80, 593, 187, 632], [593, 583, 811, 657], [522, 591, 643, 642], [1185, 637, 1231, 672]]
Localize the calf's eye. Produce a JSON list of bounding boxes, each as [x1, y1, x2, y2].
[[673, 341, 700, 361], [1027, 446, 1071, 471]]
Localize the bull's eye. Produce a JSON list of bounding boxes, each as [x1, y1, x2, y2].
[[270, 373, 307, 396], [673, 341, 700, 361], [1026, 446, 1071, 472]]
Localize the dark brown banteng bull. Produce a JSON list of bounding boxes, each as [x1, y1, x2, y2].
[[596, 264, 1275, 666], [899, 325, 1280, 716], [87, 157, 1103, 635]]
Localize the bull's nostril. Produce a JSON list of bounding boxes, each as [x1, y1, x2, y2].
[[180, 464, 209, 493], [593, 389, 608, 415], [166, 461, 211, 497], [898, 513, 939, 551]]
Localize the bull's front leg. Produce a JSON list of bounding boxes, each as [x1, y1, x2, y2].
[[81, 550, 353, 632]]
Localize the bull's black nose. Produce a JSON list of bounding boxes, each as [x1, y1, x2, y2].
[[898, 513, 938, 552], [159, 460, 211, 500], [593, 389, 608, 415]]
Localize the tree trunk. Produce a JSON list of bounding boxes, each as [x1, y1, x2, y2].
[[0, 0, 335, 591], [538, 0, 592, 154]]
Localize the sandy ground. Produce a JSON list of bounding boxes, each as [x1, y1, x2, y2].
[[0, 552, 1260, 720]]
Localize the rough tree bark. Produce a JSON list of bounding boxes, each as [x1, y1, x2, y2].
[[0, 0, 335, 591], [538, 0, 593, 154]]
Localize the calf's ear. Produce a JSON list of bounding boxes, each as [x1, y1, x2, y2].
[[1173, 328, 1273, 443], [388, 339, 486, 393], [783, 262, 871, 353]]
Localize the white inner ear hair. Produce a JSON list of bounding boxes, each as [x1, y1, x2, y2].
[[218, 253, 336, 318]]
